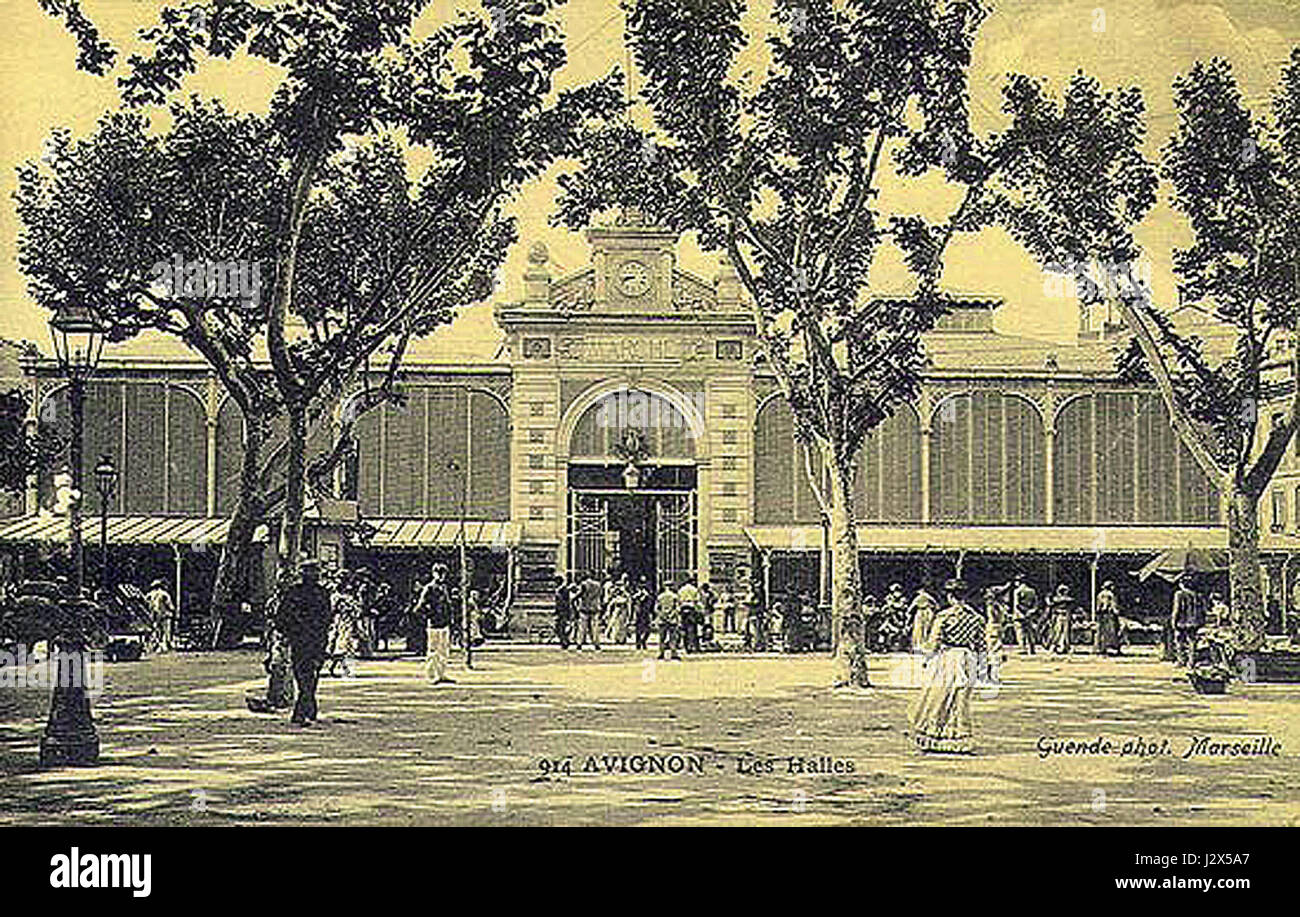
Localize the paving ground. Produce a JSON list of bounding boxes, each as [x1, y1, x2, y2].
[[1, 644, 1297, 826]]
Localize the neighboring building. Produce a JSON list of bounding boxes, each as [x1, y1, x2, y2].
[[1, 216, 1264, 631]]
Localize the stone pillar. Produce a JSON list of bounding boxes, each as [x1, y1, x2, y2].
[[1044, 426, 1056, 525], [920, 425, 932, 524], [205, 376, 220, 517]]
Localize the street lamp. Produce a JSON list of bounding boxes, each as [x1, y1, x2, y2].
[[93, 454, 118, 592], [50, 303, 107, 592], [41, 302, 109, 768]]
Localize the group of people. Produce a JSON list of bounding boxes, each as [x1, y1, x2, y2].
[[273, 559, 480, 726], [553, 571, 751, 656]]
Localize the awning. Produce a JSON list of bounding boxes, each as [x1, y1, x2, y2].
[[743, 524, 1229, 555], [0, 514, 231, 547], [352, 520, 521, 550]]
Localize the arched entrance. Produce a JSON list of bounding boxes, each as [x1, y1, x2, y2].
[[562, 386, 702, 591]]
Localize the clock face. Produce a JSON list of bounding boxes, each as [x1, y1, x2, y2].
[[618, 260, 652, 297]]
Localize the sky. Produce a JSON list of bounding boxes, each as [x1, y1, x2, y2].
[[0, 0, 1297, 360]]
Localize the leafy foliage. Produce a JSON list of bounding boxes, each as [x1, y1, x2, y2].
[[0, 389, 62, 496], [558, 0, 1005, 464]]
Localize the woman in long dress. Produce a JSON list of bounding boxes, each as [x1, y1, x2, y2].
[[605, 576, 632, 643], [327, 575, 361, 677], [908, 578, 985, 754], [1048, 584, 1075, 655]]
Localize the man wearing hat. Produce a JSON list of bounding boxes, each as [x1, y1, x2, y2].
[[145, 578, 175, 652], [416, 563, 454, 682], [279, 559, 333, 725]]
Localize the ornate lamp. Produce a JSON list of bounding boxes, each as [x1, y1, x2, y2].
[[50, 302, 107, 383], [41, 302, 109, 769], [93, 454, 118, 591]]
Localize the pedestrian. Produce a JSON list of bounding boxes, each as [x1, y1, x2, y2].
[[908, 578, 984, 754], [1011, 574, 1040, 655], [699, 582, 716, 645], [678, 579, 701, 653], [882, 583, 908, 652], [1048, 584, 1075, 654], [718, 584, 735, 633], [575, 570, 603, 650], [145, 578, 175, 653], [862, 593, 882, 653], [656, 580, 681, 660], [909, 582, 939, 654], [605, 574, 632, 644], [279, 559, 332, 727], [1045, 582, 1076, 655], [327, 572, 361, 677], [417, 564, 454, 683], [554, 572, 572, 649], [1171, 577, 1203, 666], [633, 577, 653, 649], [372, 581, 397, 653], [736, 586, 752, 644], [1210, 591, 1229, 628], [767, 597, 784, 652], [983, 584, 1007, 675], [1094, 580, 1122, 656]]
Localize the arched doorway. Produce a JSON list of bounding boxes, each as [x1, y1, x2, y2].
[[563, 387, 701, 591]]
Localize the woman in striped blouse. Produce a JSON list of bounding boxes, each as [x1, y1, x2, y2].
[[908, 578, 986, 754]]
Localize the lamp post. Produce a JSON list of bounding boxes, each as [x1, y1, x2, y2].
[[93, 454, 118, 592], [41, 302, 108, 768], [449, 459, 471, 668]]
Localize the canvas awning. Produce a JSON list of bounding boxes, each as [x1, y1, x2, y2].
[[743, 524, 1230, 555], [353, 519, 521, 550], [0, 514, 231, 547]]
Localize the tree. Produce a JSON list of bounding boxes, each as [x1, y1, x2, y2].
[[557, 0, 1015, 685], [25, 0, 620, 636], [993, 54, 1300, 650], [0, 386, 63, 496]]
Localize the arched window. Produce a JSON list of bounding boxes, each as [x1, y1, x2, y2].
[[930, 392, 1045, 523], [1054, 392, 1219, 524], [354, 386, 511, 520], [166, 388, 207, 515], [855, 404, 923, 523], [569, 390, 696, 460], [40, 381, 211, 517], [215, 397, 245, 517], [753, 397, 822, 524]]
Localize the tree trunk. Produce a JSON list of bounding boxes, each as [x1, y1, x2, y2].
[[1225, 485, 1268, 651], [209, 413, 267, 649], [258, 404, 308, 710], [825, 443, 868, 687], [280, 400, 308, 584]]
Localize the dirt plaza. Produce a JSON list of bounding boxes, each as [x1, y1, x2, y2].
[[1, 646, 1297, 827]]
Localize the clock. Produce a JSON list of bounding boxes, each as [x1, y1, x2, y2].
[[618, 260, 652, 297]]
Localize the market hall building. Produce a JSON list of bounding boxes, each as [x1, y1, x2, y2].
[[2, 217, 1276, 632]]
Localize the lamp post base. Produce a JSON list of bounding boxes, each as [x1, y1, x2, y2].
[[39, 731, 100, 768], [39, 682, 100, 769]]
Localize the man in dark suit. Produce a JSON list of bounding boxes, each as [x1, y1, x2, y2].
[[279, 559, 333, 726], [1172, 578, 1204, 666], [554, 573, 572, 649]]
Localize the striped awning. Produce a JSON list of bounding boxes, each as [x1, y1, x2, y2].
[[0, 514, 231, 547], [744, 524, 1230, 555], [354, 519, 520, 550]]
